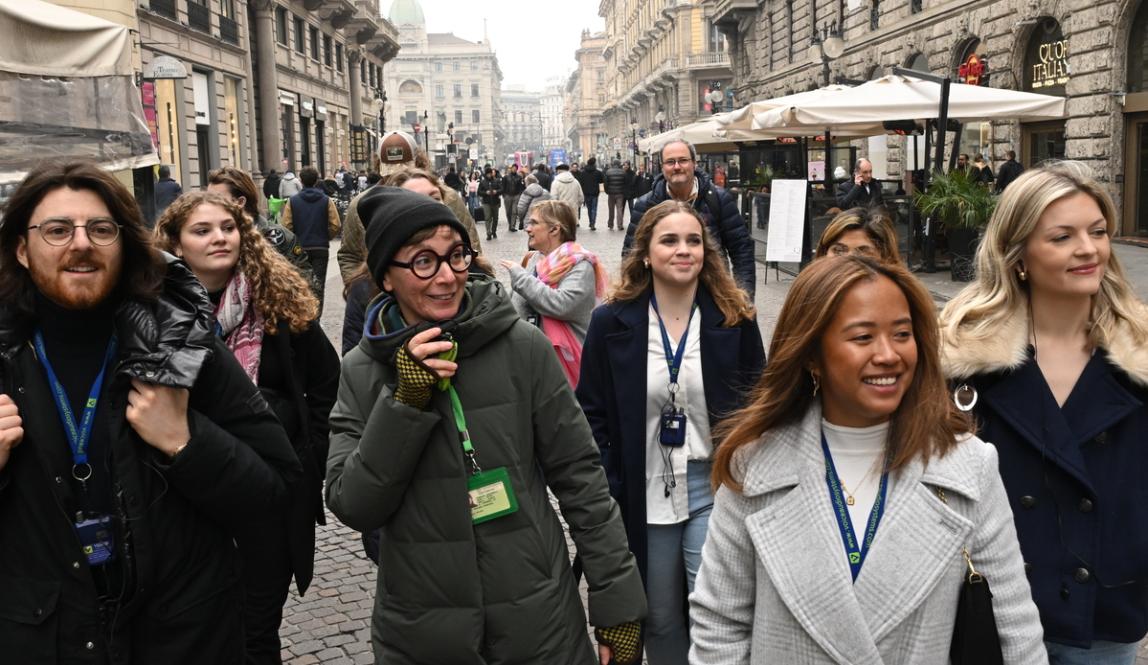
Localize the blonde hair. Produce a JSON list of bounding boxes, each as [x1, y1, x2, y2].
[[529, 199, 578, 242], [938, 161, 1148, 351], [611, 200, 754, 326], [153, 191, 319, 333]]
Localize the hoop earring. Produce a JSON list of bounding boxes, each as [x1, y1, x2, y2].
[[811, 373, 820, 397]]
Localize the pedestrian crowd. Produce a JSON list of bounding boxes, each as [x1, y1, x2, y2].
[[0, 133, 1144, 665]]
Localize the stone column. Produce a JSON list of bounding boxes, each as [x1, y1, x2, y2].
[[253, 0, 281, 175], [348, 49, 363, 126]]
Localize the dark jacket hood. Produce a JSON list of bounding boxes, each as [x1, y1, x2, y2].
[[299, 187, 326, 203], [357, 276, 520, 364]]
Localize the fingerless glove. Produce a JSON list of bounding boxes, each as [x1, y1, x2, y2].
[[595, 621, 642, 665], [393, 343, 438, 409]]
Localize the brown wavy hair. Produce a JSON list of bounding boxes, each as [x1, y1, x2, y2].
[[382, 166, 447, 199], [814, 207, 901, 263], [712, 256, 972, 491], [207, 166, 262, 220], [610, 200, 754, 325], [153, 191, 318, 333], [0, 159, 165, 314]]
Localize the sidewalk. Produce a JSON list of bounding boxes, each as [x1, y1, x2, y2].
[[915, 242, 1148, 303]]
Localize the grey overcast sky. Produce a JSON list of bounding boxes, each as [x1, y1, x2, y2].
[[381, 0, 603, 90]]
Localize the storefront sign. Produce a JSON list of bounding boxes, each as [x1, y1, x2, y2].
[[958, 54, 988, 86], [143, 55, 187, 80], [278, 91, 296, 107], [1031, 39, 1070, 90]]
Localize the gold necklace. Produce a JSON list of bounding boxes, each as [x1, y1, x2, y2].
[[837, 458, 882, 506]]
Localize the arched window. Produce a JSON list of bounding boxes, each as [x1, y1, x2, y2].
[[907, 52, 930, 73], [398, 79, 422, 94], [1129, 1, 1148, 92]]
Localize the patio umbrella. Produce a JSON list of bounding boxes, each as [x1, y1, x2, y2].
[[752, 73, 1066, 132], [716, 84, 855, 131], [637, 117, 759, 154]]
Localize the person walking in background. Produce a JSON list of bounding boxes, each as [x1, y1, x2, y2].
[[0, 159, 300, 663], [154, 191, 339, 665], [534, 162, 554, 191], [443, 165, 464, 196], [635, 166, 653, 199], [480, 166, 503, 240], [325, 186, 647, 665], [578, 200, 764, 665], [995, 149, 1025, 193], [971, 154, 995, 188], [467, 170, 481, 215], [502, 164, 525, 232], [207, 166, 318, 295], [691, 256, 1045, 664], [550, 163, 584, 222], [940, 162, 1148, 664], [281, 166, 340, 309], [263, 169, 281, 200], [154, 164, 182, 216], [579, 157, 606, 229], [604, 159, 627, 231], [499, 200, 607, 385], [516, 172, 552, 223], [625, 140, 756, 297], [278, 168, 302, 199], [623, 161, 638, 217]]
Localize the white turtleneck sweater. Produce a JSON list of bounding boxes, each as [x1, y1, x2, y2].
[[821, 419, 889, 529]]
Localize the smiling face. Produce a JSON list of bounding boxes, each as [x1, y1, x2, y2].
[[1021, 192, 1110, 299], [648, 211, 704, 289], [173, 203, 240, 291], [660, 142, 696, 193], [382, 226, 468, 324], [16, 187, 124, 310], [813, 275, 918, 428]]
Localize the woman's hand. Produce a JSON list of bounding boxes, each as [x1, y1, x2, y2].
[[598, 644, 613, 665], [498, 259, 516, 273], [406, 327, 457, 381]]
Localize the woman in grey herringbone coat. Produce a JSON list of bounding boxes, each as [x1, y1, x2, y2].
[[689, 256, 1046, 665]]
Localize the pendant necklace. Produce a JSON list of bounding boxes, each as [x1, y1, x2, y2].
[[837, 458, 881, 506]]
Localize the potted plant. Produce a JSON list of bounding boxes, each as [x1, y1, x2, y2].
[[915, 169, 997, 281]]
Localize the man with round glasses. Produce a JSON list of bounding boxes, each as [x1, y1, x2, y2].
[[325, 186, 646, 664], [0, 159, 300, 662]]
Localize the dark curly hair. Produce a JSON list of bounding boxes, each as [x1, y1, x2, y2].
[[0, 159, 165, 314]]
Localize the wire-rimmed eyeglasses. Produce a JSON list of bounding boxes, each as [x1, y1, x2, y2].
[[27, 219, 122, 247]]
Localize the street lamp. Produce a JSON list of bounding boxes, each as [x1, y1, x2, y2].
[[705, 89, 724, 114], [655, 107, 666, 133], [809, 22, 845, 86], [630, 118, 639, 160], [422, 110, 429, 153]]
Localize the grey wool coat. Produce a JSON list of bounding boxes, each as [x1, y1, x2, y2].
[[325, 277, 645, 665], [507, 251, 598, 344], [689, 405, 1047, 665]]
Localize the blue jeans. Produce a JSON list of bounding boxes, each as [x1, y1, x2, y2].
[[585, 194, 599, 227], [1046, 641, 1139, 665], [645, 460, 714, 665]]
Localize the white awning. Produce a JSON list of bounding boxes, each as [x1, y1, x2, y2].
[[0, 0, 132, 77]]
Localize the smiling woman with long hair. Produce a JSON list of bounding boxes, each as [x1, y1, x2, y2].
[[154, 191, 339, 665], [939, 162, 1148, 664], [690, 256, 1045, 664], [577, 200, 764, 665]]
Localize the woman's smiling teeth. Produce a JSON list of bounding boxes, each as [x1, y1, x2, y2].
[[863, 376, 898, 386]]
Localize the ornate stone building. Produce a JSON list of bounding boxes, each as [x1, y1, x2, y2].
[[713, 0, 1148, 235], [383, 0, 503, 168], [597, 0, 733, 159], [499, 86, 543, 162], [540, 80, 567, 155], [565, 30, 607, 163]]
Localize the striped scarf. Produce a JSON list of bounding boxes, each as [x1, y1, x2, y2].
[[214, 271, 265, 383], [535, 241, 608, 297]]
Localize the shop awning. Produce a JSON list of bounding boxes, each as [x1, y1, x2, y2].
[[0, 0, 156, 194], [638, 117, 762, 154], [751, 73, 1066, 133]]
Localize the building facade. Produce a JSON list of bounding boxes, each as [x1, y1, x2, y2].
[[565, 30, 608, 163], [383, 0, 503, 169], [499, 86, 543, 162], [133, 0, 398, 190], [597, 0, 733, 161], [713, 0, 1148, 236], [540, 80, 567, 156]]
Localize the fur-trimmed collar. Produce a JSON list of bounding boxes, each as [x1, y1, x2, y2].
[[941, 301, 1148, 387]]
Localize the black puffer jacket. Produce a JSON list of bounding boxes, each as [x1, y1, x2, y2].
[[0, 257, 301, 665], [603, 165, 626, 195]]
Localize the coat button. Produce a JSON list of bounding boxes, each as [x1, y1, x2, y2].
[[16, 386, 24, 394], [1019, 495, 1037, 509], [1079, 498, 1094, 513], [85, 641, 95, 650], [1075, 567, 1091, 583], [1094, 432, 1108, 445], [1060, 585, 1071, 599], [33, 608, 43, 618], [54, 476, 63, 484], [72, 561, 80, 569]]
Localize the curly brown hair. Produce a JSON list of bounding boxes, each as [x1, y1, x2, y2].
[[610, 200, 754, 326], [153, 191, 318, 333]]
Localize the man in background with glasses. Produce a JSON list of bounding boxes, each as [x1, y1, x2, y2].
[[0, 159, 300, 663], [622, 139, 756, 296]]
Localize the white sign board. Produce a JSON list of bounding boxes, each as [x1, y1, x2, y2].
[[765, 180, 807, 263], [144, 55, 188, 80]]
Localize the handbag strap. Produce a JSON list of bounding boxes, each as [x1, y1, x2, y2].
[[933, 487, 984, 584]]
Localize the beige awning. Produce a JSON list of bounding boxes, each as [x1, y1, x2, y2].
[[0, 0, 132, 77]]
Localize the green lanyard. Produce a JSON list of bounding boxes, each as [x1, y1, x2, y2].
[[447, 385, 481, 475]]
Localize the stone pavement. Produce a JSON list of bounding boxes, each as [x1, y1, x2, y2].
[[284, 195, 1148, 662]]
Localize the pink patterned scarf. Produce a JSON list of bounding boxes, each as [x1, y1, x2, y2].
[[534, 241, 609, 297], [214, 271, 265, 383]]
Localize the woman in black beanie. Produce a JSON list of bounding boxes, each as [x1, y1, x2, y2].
[[325, 186, 647, 665]]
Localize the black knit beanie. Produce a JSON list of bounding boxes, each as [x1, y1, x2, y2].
[[359, 186, 471, 286]]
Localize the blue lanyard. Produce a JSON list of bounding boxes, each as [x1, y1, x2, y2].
[[821, 432, 888, 583], [650, 295, 697, 386], [32, 331, 118, 476]]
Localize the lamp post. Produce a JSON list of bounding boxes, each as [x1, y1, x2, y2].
[[422, 110, 429, 153], [808, 22, 845, 87], [630, 118, 639, 161], [378, 89, 387, 133]]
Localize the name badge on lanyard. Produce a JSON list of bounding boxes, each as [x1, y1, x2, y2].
[[447, 383, 518, 525], [651, 295, 697, 448], [821, 432, 888, 582]]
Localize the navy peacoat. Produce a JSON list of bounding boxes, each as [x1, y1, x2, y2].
[[576, 284, 765, 584]]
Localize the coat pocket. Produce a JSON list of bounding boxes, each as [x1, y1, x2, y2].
[[0, 575, 61, 663]]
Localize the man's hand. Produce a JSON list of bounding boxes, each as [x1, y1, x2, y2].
[[0, 394, 24, 472], [854, 173, 864, 186], [125, 379, 191, 457]]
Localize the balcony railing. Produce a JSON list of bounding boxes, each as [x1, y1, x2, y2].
[[685, 52, 730, 68], [149, 0, 176, 19], [187, 1, 211, 33], [220, 16, 239, 44]]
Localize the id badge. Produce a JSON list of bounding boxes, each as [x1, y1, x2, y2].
[[659, 410, 687, 447], [467, 467, 519, 525], [75, 514, 116, 566]]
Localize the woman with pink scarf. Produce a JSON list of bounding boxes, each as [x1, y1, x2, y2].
[[500, 200, 608, 385]]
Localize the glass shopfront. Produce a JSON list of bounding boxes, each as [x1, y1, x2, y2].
[[1021, 19, 1068, 168]]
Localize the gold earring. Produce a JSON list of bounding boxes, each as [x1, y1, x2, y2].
[[811, 373, 820, 397], [1017, 267, 1027, 281], [643, 260, 650, 269]]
